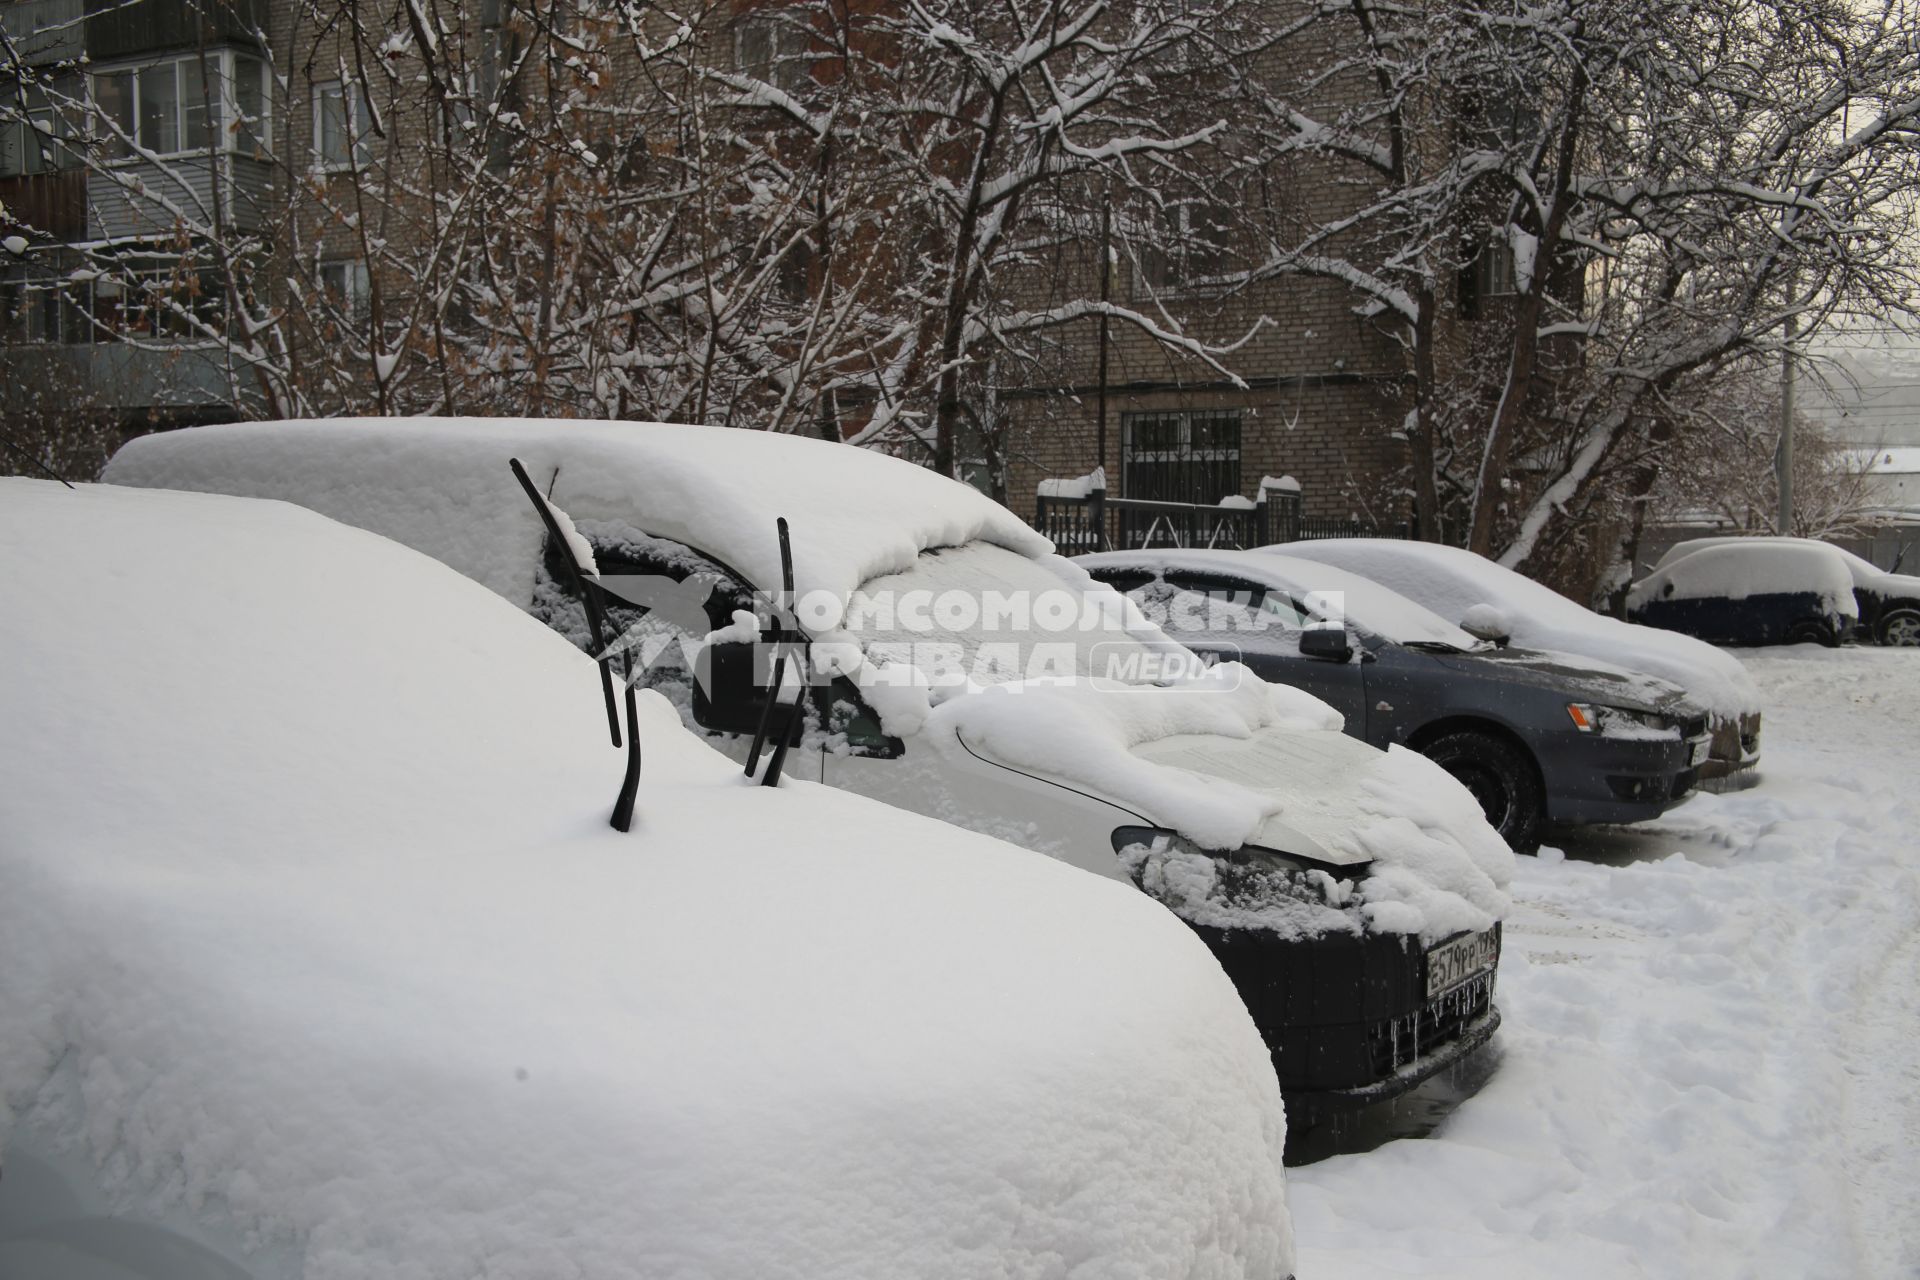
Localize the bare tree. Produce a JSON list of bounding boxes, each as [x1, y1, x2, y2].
[[1236, 0, 1920, 590], [1648, 366, 1884, 540]]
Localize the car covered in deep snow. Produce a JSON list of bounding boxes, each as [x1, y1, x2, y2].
[[1627, 541, 1859, 647], [107, 419, 1515, 1123], [1267, 538, 1765, 783], [1078, 549, 1713, 852], [1649, 535, 1920, 647], [0, 478, 1298, 1279]]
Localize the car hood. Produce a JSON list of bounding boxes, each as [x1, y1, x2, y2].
[[960, 715, 1515, 941], [1429, 645, 1700, 718]]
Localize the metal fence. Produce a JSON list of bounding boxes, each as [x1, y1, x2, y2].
[[1033, 479, 1411, 554]]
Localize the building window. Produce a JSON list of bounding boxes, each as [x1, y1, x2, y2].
[[317, 260, 371, 322], [732, 11, 810, 92], [0, 82, 81, 176], [0, 264, 94, 345], [1121, 409, 1243, 504], [1476, 239, 1515, 299], [1137, 200, 1238, 293], [233, 56, 270, 157], [110, 259, 221, 339], [1458, 236, 1517, 321], [89, 53, 271, 162], [313, 81, 373, 170]]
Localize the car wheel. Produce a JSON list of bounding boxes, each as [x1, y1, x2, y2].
[[1786, 619, 1837, 647], [1419, 730, 1544, 854], [1878, 609, 1920, 647]]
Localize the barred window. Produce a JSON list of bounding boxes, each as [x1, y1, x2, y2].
[[1121, 409, 1242, 504]]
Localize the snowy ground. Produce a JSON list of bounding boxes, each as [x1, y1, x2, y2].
[[1291, 645, 1920, 1279]]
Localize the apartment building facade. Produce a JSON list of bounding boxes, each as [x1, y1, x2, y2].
[[2, 0, 1488, 525], [0, 0, 277, 438]]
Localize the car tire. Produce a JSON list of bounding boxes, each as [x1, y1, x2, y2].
[[1786, 619, 1838, 647], [1418, 730, 1544, 854], [1878, 609, 1920, 647]]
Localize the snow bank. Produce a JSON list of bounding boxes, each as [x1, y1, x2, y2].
[[0, 479, 1293, 1280], [1272, 539, 1763, 717], [1290, 646, 1920, 1279], [103, 417, 1051, 620], [1628, 542, 1860, 615]]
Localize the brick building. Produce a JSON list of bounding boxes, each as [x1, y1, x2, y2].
[[3, 0, 1472, 525]]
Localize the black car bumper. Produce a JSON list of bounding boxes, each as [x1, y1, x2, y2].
[[1542, 729, 1703, 826], [1285, 1005, 1502, 1121], [1184, 920, 1503, 1121]]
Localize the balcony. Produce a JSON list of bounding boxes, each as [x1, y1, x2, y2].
[[0, 0, 85, 66], [0, 340, 245, 417], [0, 170, 88, 239], [84, 0, 268, 61], [85, 153, 273, 239]]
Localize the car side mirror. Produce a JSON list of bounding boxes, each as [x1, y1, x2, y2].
[[1459, 616, 1511, 646], [1299, 625, 1353, 663]]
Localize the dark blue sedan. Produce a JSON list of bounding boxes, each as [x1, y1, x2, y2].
[[1081, 549, 1712, 852]]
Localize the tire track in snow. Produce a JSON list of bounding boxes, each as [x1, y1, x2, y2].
[[1291, 646, 1920, 1280]]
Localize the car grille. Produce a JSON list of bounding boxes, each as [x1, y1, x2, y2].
[[1680, 713, 1709, 739], [1365, 969, 1497, 1077]]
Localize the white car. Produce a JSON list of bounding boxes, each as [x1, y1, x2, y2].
[[107, 418, 1515, 1123], [1268, 538, 1765, 781], [1649, 535, 1920, 646], [0, 478, 1298, 1279]]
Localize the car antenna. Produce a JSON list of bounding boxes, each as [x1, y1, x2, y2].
[[745, 516, 804, 787], [509, 458, 643, 831]]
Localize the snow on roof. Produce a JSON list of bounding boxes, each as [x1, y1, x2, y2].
[[0, 478, 1293, 1280], [1651, 535, 1920, 594], [103, 417, 1053, 616], [1628, 542, 1860, 615], [1269, 539, 1764, 717]]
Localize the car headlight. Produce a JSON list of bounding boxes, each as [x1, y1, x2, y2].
[[1565, 703, 1676, 736]]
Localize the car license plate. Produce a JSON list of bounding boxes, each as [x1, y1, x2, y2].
[[1690, 737, 1711, 767], [1426, 929, 1499, 999]]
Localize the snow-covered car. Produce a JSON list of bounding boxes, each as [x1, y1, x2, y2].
[[1626, 541, 1859, 647], [1267, 539, 1765, 782], [1649, 535, 1920, 646], [0, 477, 1298, 1279], [1079, 549, 1713, 852], [107, 419, 1514, 1123]]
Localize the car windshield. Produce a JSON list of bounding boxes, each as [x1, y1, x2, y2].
[[845, 542, 1171, 687], [1267, 563, 1482, 650]]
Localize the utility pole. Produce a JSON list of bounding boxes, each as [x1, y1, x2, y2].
[[1777, 307, 1796, 535], [1095, 201, 1112, 490]]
